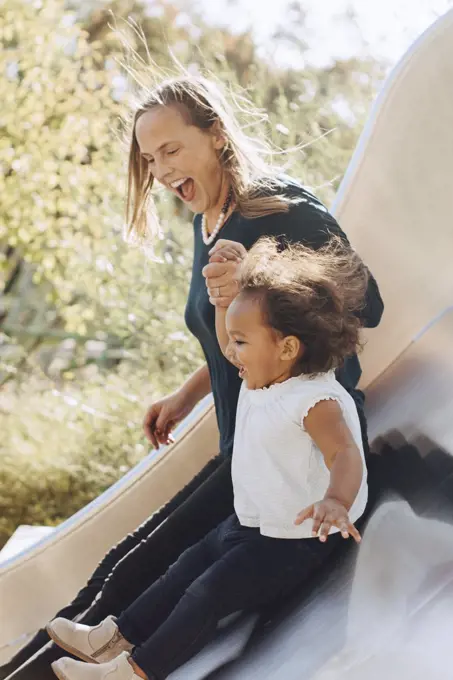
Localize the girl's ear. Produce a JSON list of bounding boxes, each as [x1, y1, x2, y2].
[[280, 336, 301, 362]]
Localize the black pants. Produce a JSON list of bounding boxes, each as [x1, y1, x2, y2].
[[118, 515, 341, 679], [0, 390, 369, 680], [0, 455, 233, 680]]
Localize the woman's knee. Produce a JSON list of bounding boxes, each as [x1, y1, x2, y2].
[[100, 541, 151, 603]]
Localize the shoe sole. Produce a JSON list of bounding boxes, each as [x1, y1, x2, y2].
[[51, 663, 71, 680], [46, 624, 99, 665]]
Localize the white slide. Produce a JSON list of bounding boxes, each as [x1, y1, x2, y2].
[[2, 8, 453, 678]]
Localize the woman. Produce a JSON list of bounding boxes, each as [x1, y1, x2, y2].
[[1, 75, 383, 680]]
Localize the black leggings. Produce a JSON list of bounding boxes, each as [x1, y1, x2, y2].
[[0, 390, 370, 680], [0, 455, 233, 680]]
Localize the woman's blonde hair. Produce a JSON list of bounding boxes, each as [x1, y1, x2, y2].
[[125, 75, 298, 243]]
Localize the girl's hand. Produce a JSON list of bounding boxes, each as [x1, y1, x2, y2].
[[208, 239, 247, 263], [295, 498, 362, 544]]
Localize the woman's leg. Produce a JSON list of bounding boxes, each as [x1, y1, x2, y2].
[[2, 456, 233, 680], [0, 454, 224, 679], [131, 524, 342, 680], [0, 507, 170, 680]]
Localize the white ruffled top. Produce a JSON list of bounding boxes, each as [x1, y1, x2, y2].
[[232, 371, 368, 539]]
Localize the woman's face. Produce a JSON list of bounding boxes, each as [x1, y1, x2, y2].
[[135, 105, 226, 215]]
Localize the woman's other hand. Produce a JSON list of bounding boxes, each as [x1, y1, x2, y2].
[[143, 391, 194, 449], [202, 239, 247, 307]]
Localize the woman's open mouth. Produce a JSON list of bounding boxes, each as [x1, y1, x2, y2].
[[171, 177, 195, 203]]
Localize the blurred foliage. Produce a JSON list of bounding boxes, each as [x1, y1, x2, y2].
[[0, 0, 384, 547]]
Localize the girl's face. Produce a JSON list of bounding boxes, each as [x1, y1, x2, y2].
[[135, 105, 226, 215], [225, 295, 301, 390]]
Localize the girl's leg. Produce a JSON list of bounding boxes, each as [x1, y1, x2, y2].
[[86, 456, 232, 621], [117, 517, 236, 646], [132, 524, 342, 680], [2, 457, 233, 680]]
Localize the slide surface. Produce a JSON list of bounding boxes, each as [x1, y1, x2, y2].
[[2, 8, 453, 678]]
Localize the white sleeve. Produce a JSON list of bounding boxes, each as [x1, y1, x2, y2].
[[300, 392, 341, 431]]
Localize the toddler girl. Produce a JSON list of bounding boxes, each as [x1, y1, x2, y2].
[[49, 237, 369, 680]]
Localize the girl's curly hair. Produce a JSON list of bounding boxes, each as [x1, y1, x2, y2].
[[238, 236, 369, 375]]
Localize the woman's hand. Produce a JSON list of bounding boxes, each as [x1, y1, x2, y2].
[[143, 391, 195, 449], [202, 239, 247, 307], [294, 498, 362, 544]]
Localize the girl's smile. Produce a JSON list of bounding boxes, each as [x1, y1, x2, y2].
[[225, 294, 300, 390]]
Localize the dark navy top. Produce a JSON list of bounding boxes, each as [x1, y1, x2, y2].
[[185, 178, 383, 457]]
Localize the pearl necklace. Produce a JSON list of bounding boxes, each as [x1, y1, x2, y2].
[[201, 189, 234, 246]]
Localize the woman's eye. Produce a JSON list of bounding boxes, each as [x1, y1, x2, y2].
[[235, 340, 245, 346], [167, 148, 179, 156]]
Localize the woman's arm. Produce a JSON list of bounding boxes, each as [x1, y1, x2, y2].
[[143, 364, 211, 448], [179, 363, 212, 405]]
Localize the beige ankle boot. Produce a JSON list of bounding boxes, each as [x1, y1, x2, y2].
[[51, 651, 141, 680], [47, 616, 133, 664]]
